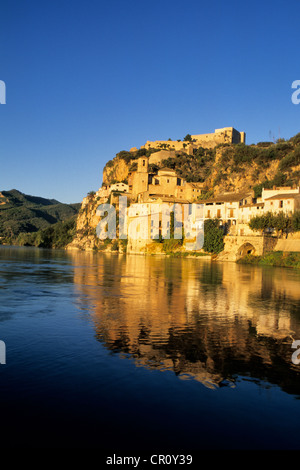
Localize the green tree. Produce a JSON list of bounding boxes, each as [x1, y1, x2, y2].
[[292, 211, 300, 231], [249, 212, 292, 236], [203, 219, 224, 253]]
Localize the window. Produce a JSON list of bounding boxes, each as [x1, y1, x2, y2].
[[167, 179, 169, 183], [207, 210, 211, 218], [143, 160, 145, 166], [279, 200, 283, 208], [217, 209, 221, 218]]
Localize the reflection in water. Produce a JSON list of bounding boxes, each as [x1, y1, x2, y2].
[[68, 251, 300, 394], [2, 246, 300, 450]]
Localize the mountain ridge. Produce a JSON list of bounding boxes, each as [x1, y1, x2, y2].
[[0, 189, 80, 240]]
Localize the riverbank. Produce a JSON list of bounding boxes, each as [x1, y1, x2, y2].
[[237, 251, 300, 269]]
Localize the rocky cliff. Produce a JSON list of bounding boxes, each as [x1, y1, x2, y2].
[[103, 157, 130, 186], [67, 194, 103, 251]]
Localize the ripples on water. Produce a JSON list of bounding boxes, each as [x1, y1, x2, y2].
[[0, 246, 300, 449]]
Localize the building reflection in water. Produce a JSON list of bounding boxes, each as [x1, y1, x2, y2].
[[68, 251, 300, 394]]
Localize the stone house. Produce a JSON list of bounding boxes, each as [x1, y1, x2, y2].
[[128, 157, 204, 204], [203, 191, 254, 225], [264, 192, 300, 215]]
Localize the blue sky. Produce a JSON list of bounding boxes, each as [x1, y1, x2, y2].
[[0, 0, 299, 203]]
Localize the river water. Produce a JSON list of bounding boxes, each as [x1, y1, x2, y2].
[[0, 246, 300, 449]]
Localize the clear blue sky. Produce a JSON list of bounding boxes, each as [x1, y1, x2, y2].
[[0, 0, 299, 203]]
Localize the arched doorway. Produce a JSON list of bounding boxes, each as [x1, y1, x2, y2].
[[237, 242, 256, 258]]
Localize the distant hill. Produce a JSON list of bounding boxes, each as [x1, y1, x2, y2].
[[0, 189, 80, 240]]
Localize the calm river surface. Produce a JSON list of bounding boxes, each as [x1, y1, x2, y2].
[[0, 246, 300, 449]]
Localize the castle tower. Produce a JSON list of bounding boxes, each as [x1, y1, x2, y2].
[[137, 156, 149, 173], [131, 156, 149, 198]]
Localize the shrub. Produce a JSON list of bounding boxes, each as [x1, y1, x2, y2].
[[129, 162, 138, 172], [116, 150, 134, 163], [197, 189, 214, 201], [291, 132, 300, 146], [249, 212, 292, 235], [256, 142, 273, 148], [111, 240, 119, 251], [292, 211, 300, 231], [105, 159, 114, 168], [203, 219, 224, 253], [163, 238, 182, 253], [232, 143, 258, 165], [149, 164, 159, 173], [279, 147, 300, 171], [253, 172, 288, 198]]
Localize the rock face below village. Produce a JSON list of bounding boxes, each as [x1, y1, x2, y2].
[[102, 157, 129, 186]]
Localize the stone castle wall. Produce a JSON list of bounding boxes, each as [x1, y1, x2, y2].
[[143, 127, 245, 152]]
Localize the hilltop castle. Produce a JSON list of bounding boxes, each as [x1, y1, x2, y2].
[[97, 126, 246, 206], [141, 127, 246, 155]]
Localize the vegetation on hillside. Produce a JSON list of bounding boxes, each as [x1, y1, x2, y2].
[[104, 147, 160, 168], [0, 189, 80, 243], [159, 147, 216, 182], [13, 217, 77, 249], [217, 138, 300, 196]]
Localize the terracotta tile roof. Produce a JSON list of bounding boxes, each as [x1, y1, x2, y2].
[[158, 167, 177, 173], [242, 202, 264, 207], [148, 194, 190, 203], [264, 193, 300, 200], [204, 191, 252, 204]]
